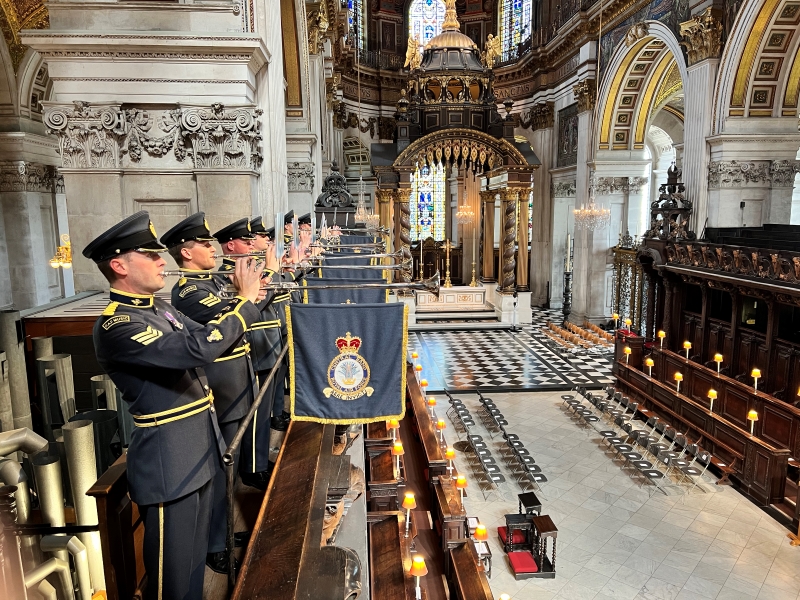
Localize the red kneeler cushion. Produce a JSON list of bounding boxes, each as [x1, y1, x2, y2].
[[508, 551, 539, 573], [497, 526, 526, 545]]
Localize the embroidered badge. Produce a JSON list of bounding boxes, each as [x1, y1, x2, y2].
[[131, 326, 163, 345], [199, 293, 221, 307], [178, 285, 197, 298], [163, 311, 184, 330], [322, 332, 373, 400], [102, 315, 130, 330], [207, 329, 224, 342], [131, 298, 143, 306]]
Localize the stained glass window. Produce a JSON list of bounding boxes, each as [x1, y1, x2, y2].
[[499, 0, 532, 56], [410, 163, 446, 241], [409, 0, 446, 46], [348, 0, 365, 50]]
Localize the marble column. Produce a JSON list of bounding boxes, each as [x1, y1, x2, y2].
[[570, 80, 596, 322], [528, 103, 555, 305], [680, 9, 722, 233], [480, 190, 496, 283]]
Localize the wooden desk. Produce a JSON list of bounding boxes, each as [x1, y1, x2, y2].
[[448, 542, 493, 600], [407, 364, 448, 480], [367, 512, 417, 600], [366, 421, 393, 449], [617, 361, 790, 505], [431, 476, 467, 556], [368, 449, 402, 511]]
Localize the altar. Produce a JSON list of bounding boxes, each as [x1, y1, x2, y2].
[[416, 285, 486, 312]]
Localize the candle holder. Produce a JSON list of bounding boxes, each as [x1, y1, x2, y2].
[[683, 341, 692, 360], [624, 317, 632, 331], [455, 475, 468, 508], [443, 239, 453, 288], [387, 418, 399, 440], [392, 441, 405, 479], [657, 330, 665, 348], [411, 351, 419, 368], [420, 379, 428, 393], [427, 397, 436, 418], [623, 346, 631, 364], [612, 313, 619, 330], [708, 389, 717, 413], [436, 419, 446, 446], [747, 409, 758, 435], [645, 357, 654, 377], [445, 447, 455, 478], [402, 492, 416, 538], [674, 372, 683, 393], [751, 368, 761, 391], [409, 555, 428, 600]]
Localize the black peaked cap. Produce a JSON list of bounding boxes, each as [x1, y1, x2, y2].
[[83, 211, 166, 263], [213, 218, 255, 242], [160, 212, 216, 248]]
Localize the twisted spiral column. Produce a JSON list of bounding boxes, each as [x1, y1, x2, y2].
[[499, 188, 518, 293]]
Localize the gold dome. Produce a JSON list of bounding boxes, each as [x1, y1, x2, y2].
[[426, 30, 477, 50]]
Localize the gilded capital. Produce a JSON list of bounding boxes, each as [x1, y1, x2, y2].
[[480, 190, 497, 202], [500, 188, 520, 202], [680, 8, 723, 66], [307, 3, 330, 55], [573, 80, 596, 113], [375, 188, 397, 203], [530, 102, 555, 130]]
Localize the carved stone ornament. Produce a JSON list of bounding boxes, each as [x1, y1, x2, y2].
[[518, 101, 555, 130], [680, 7, 723, 66], [333, 110, 396, 140], [288, 162, 315, 192], [707, 160, 774, 189], [625, 22, 649, 47], [770, 160, 800, 187], [593, 176, 648, 195], [316, 161, 354, 207], [44, 102, 127, 169], [573, 80, 596, 113], [45, 102, 263, 170], [550, 180, 577, 197], [307, 3, 330, 55], [0, 161, 58, 193]]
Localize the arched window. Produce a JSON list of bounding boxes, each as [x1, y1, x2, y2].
[[498, 0, 532, 56], [410, 163, 446, 241], [409, 0, 446, 46], [348, 0, 365, 50]]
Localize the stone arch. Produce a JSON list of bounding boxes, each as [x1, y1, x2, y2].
[[393, 128, 528, 171], [713, 0, 800, 132], [16, 49, 51, 122], [596, 20, 688, 152], [0, 28, 19, 116]]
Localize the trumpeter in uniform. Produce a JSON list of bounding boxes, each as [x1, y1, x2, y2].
[[85, 211, 263, 600], [160, 212, 257, 573]]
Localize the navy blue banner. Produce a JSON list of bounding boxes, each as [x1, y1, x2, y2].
[[301, 277, 388, 304], [286, 303, 408, 424]]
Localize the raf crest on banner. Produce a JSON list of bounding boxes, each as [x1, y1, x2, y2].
[[323, 332, 374, 400]]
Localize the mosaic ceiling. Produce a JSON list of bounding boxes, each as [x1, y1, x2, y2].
[[0, 0, 49, 70]]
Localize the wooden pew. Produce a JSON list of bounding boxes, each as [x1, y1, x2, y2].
[[367, 512, 417, 600], [367, 449, 402, 511], [448, 541, 493, 600], [86, 454, 145, 600], [616, 361, 790, 505], [406, 364, 448, 480], [430, 476, 467, 557], [232, 421, 363, 600]]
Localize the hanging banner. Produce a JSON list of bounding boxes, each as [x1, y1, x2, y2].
[[301, 277, 389, 304], [287, 303, 408, 424]]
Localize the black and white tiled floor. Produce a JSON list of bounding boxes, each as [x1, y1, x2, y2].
[[410, 308, 614, 392]]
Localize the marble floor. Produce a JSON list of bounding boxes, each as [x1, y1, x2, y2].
[[442, 390, 800, 600]]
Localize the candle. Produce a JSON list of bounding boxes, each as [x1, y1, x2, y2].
[[657, 330, 665, 347], [445, 447, 455, 477], [645, 357, 654, 377], [751, 368, 761, 391], [566, 234, 572, 272], [612, 313, 619, 329], [714, 353, 723, 375], [674, 371, 683, 393], [623, 346, 631, 364], [683, 340, 692, 360], [747, 409, 758, 435], [624, 317, 632, 331]]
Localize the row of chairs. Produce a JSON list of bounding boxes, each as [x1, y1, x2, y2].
[[477, 391, 548, 494], [444, 391, 506, 499], [564, 321, 613, 347], [582, 320, 614, 342], [563, 387, 713, 496]]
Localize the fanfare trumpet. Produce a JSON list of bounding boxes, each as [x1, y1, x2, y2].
[[256, 272, 440, 300]]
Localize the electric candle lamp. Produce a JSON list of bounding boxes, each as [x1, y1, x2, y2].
[[645, 357, 654, 377], [402, 492, 416, 537], [387, 418, 400, 440], [392, 441, 405, 478], [420, 379, 428, 390], [427, 396, 436, 417], [499, 595, 511, 600], [414, 363, 423, 373], [624, 346, 631, 364], [411, 351, 418, 366], [658, 330, 666, 348], [445, 447, 456, 477], [474, 523, 488, 541], [455, 474, 468, 507], [747, 409, 759, 435], [409, 555, 428, 599], [708, 389, 717, 412], [751, 368, 761, 391], [714, 353, 723, 375], [613, 313, 619, 329], [436, 418, 446, 445], [674, 371, 683, 393], [624, 317, 632, 331], [683, 340, 692, 360]]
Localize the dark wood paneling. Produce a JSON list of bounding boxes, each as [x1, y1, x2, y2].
[[721, 388, 750, 429], [762, 405, 793, 449]]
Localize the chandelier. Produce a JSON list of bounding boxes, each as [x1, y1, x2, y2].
[[365, 211, 380, 230], [573, 186, 610, 231], [354, 176, 367, 224]]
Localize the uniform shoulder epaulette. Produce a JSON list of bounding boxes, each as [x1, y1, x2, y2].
[[178, 277, 188, 286], [102, 302, 120, 316]]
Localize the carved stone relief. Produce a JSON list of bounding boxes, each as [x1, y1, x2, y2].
[[550, 180, 577, 197], [707, 160, 799, 189], [288, 162, 315, 192], [0, 161, 58, 193]]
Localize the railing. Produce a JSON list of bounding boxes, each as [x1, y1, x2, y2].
[[356, 49, 404, 70]]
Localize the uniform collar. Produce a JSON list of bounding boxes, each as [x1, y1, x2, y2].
[[109, 288, 154, 308], [179, 268, 212, 280], [220, 257, 235, 271]]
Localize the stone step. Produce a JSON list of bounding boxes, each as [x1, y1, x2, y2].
[[409, 322, 511, 332], [414, 311, 497, 320]]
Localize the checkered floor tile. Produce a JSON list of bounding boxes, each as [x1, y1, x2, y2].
[[410, 308, 615, 392]]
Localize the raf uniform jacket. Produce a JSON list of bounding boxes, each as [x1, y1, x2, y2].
[[170, 270, 256, 424], [93, 289, 261, 506]]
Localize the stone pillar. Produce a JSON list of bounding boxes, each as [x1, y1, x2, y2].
[[480, 190, 496, 282], [394, 175, 412, 285], [680, 9, 722, 233], [570, 80, 596, 322], [516, 188, 530, 292], [768, 160, 800, 223], [376, 188, 396, 253], [528, 103, 555, 305], [550, 181, 576, 309], [498, 188, 517, 293]]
